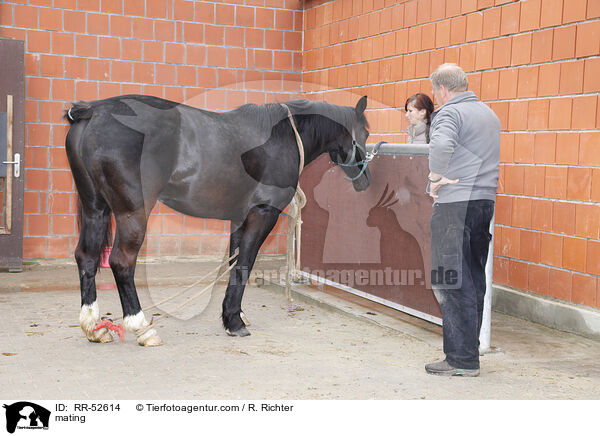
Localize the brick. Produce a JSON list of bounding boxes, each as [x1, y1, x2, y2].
[[88, 59, 110, 81], [197, 67, 217, 88], [49, 148, 69, 170], [466, 11, 483, 42], [87, 13, 109, 35], [480, 70, 499, 101], [520, 0, 541, 31], [553, 201, 576, 235], [482, 7, 501, 38], [493, 257, 509, 285], [563, 236, 587, 272], [587, 240, 600, 275], [122, 39, 143, 61], [583, 58, 600, 93], [555, 132, 579, 164], [187, 44, 206, 64], [500, 134, 515, 162], [147, 0, 168, 18], [166, 43, 186, 64], [25, 146, 48, 168], [63, 10, 85, 33], [155, 20, 176, 41], [508, 260, 529, 291], [576, 21, 600, 58], [572, 96, 597, 130], [40, 55, 63, 78], [512, 195, 533, 227], [110, 15, 132, 38], [588, 0, 600, 18], [575, 201, 600, 239], [256, 8, 274, 28], [184, 22, 203, 43], [205, 46, 226, 67], [563, 0, 587, 23], [75, 35, 98, 57], [502, 226, 520, 257], [52, 33, 74, 56], [99, 37, 120, 59], [528, 99, 549, 130], [133, 18, 154, 39], [52, 79, 74, 101], [531, 28, 553, 63], [504, 164, 525, 194], [579, 132, 600, 166], [548, 98, 572, 130], [540, 0, 563, 27], [525, 165, 546, 196], [51, 214, 75, 235], [75, 81, 98, 100], [549, 268, 572, 301], [435, 20, 450, 48], [14, 5, 38, 28], [39, 101, 63, 124], [284, 31, 302, 51], [545, 166, 568, 198], [246, 28, 264, 48], [511, 33, 532, 66], [475, 40, 493, 70], [500, 1, 520, 35], [567, 167, 591, 201], [508, 100, 528, 131], [459, 43, 477, 72], [495, 195, 512, 226], [559, 61, 584, 95], [531, 198, 553, 230], [553, 25, 576, 60], [540, 232, 562, 267], [528, 264, 550, 296], [520, 229, 540, 262], [572, 273, 597, 307], [27, 30, 51, 54], [514, 134, 535, 163], [39, 7, 62, 31], [517, 66, 538, 98], [133, 62, 154, 83], [537, 63, 560, 96], [28, 215, 50, 236], [450, 15, 466, 45], [195, 2, 215, 23], [155, 64, 176, 85], [236, 6, 255, 27]]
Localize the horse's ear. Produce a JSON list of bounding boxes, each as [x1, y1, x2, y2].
[[355, 96, 367, 115]]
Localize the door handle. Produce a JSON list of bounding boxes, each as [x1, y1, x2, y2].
[[2, 152, 20, 178]]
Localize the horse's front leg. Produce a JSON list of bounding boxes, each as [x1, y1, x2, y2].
[[223, 205, 281, 336]]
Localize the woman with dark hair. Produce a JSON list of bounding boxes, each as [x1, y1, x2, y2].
[[405, 93, 434, 143]]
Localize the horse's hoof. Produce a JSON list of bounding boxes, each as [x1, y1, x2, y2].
[[226, 327, 251, 337], [137, 332, 163, 347], [86, 327, 114, 343]]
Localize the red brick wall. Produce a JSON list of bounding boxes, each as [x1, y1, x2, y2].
[[0, 0, 303, 259], [302, 0, 599, 309]]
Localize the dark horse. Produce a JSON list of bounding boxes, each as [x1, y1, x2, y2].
[[65, 94, 371, 346]]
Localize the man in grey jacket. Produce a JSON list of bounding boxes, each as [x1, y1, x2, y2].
[[425, 63, 500, 376]]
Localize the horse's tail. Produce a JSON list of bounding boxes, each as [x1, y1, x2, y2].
[[64, 101, 93, 125], [76, 197, 114, 254]]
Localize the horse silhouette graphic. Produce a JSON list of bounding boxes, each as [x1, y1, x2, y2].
[[3, 402, 50, 433]]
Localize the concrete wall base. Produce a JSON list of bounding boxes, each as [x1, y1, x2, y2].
[[492, 284, 600, 341]]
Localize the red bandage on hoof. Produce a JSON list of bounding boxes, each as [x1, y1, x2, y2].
[[94, 319, 125, 342]]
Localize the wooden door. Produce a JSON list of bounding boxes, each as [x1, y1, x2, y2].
[[0, 38, 25, 271]]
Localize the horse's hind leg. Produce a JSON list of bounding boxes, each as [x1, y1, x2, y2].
[[223, 205, 281, 336], [110, 211, 162, 346], [76, 205, 113, 343]]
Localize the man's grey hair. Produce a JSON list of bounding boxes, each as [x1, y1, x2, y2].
[[430, 63, 468, 92]]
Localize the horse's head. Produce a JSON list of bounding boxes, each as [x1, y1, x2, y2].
[[328, 96, 371, 192]]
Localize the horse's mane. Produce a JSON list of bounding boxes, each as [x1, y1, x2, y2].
[[232, 99, 365, 138]]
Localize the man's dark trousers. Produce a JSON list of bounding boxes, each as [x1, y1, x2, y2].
[[430, 199, 495, 370]]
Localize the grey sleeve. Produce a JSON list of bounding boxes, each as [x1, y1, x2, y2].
[[428, 109, 460, 175]]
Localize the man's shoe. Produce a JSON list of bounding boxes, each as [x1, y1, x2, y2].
[[425, 360, 480, 377]]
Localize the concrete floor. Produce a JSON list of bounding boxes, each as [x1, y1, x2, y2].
[[0, 256, 599, 400]]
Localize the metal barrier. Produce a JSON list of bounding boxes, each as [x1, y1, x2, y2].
[[364, 142, 494, 351]]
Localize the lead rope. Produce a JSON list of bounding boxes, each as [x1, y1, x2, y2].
[[280, 104, 307, 302], [95, 251, 239, 341]]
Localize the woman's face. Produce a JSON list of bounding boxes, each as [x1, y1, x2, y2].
[[405, 101, 427, 125]]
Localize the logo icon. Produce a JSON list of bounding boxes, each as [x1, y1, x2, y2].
[[3, 402, 50, 434]]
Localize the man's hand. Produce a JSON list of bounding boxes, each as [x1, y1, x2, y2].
[[429, 174, 459, 199]]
